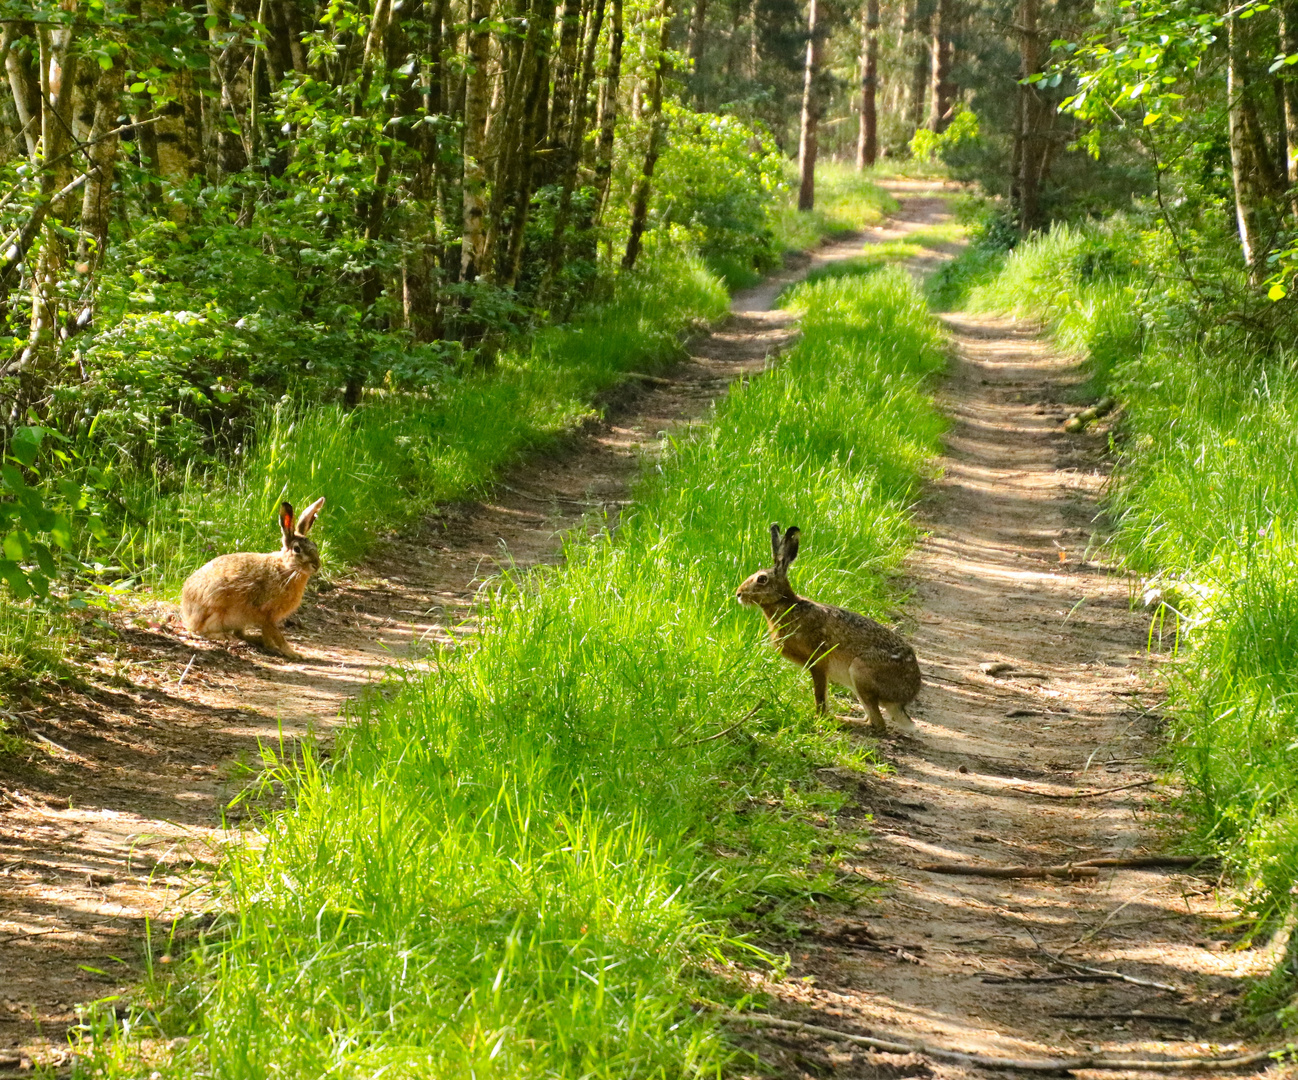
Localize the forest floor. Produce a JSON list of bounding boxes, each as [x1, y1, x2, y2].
[[0, 180, 1272, 1076]]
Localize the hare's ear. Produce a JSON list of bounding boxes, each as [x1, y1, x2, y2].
[[770, 523, 782, 564], [781, 526, 801, 566], [297, 496, 325, 535], [279, 501, 296, 544]]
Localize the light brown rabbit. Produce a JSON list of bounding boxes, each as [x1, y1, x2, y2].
[[737, 524, 921, 735], [180, 498, 325, 660]]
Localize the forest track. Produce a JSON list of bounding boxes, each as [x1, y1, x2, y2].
[[744, 307, 1276, 1075], [0, 180, 957, 1068]]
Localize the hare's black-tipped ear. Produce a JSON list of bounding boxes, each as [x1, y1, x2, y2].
[[770, 523, 782, 563], [280, 501, 295, 542], [782, 526, 801, 565], [297, 496, 325, 535]]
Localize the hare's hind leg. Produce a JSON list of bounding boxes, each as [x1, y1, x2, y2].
[[259, 619, 303, 661], [809, 664, 829, 714], [881, 701, 919, 734]]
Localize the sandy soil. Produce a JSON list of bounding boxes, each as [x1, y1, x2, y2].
[[0, 180, 1267, 1077]]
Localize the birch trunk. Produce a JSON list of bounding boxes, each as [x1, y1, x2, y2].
[[460, 0, 493, 282]]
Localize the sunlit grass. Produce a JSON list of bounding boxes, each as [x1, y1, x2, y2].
[[80, 266, 947, 1078]]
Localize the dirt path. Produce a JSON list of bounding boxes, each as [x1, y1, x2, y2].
[[748, 314, 1273, 1075], [0, 181, 958, 1068]]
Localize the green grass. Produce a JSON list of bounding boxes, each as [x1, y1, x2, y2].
[[772, 162, 900, 253], [78, 266, 947, 1078], [939, 213, 1298, 1001]]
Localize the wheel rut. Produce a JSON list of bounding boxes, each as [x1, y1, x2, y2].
[[747, 311, 1272, 1075]]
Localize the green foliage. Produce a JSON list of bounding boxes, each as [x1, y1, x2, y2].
[[81, 268, 946, 1078], [654, 107, 787, 284], [909, 107, 981, 165]]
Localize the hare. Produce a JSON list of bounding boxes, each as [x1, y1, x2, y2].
[[180, 498, 325, 661], [737, 524, 921, 735]]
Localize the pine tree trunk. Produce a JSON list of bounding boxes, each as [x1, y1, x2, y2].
[[623, 0, 672, 270], [797, 0, 823, 211], [1016, 0, 1043, 231], [907, 0, 930, 132], [856, 0, 878, 168]]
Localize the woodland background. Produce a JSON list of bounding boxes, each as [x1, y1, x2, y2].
[[7, 0, 1298, 1066]]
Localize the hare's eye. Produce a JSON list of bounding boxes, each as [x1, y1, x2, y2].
[[756, 574, 768, 584]]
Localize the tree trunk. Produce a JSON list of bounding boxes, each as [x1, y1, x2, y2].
[[76, 50, 126, 292], [927, 0, 953, 131], [907, 0, 930, 132], [856, 0, 878, 168], [1228, 12, 1270, 283], [593, 0, 624, 216], [460, 0, 493, 283], [797, 0, 823, 211], [687, 0, 709, 103], [1282, 0, 1298, 216], [622, 0, 672, 270], [1016, 0, 1043, 231], [539, 0, 607, 299]]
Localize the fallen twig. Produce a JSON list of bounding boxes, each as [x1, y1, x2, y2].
[[920, 861, 1100, 880], [1027, 934, 1183, 993], [982, 973, 1126, 985], [1012, 778, 1157, 800], [177, 652, 197, 690], [720, 1012, 1285, 1073]]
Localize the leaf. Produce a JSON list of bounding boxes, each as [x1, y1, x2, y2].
[[0, 561, 31, 600], [49, 512, 73, 549], [10, 425, 44, 467], [3, 531, 30, 562], [129, 81, 147, 93], [32, 542, 56, 577], [1269, 283, 1287, 300]]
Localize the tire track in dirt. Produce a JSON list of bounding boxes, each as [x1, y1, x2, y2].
[[745, 311, 1274, 1075], [0, 181, 958, 1068]]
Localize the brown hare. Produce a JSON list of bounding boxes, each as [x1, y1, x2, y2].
[[737, 524, 921, 735], [180, 498, 325, 661]]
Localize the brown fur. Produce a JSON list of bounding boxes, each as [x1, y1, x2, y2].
[[737, 523, 921, 735], [180, 498, 325, 660]]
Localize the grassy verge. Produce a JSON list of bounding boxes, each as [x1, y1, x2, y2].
[[78, 265, 946, 1077], [935, 213, 1298, 1001]]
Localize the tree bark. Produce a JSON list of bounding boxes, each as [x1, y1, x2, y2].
[[76, 51, 126, 289], [927, 0, 953, 131], [1228, 12, 1271, 283], [797, 0, 823, 211], [687, 0, 709, 103], [593, 0, 624, 216], [907, 0, 930, 132], [1016, 0, 1043, 231], [622, 0, 672, 270], [856, 0, 878, 168], [460, 0, 493, 283], [1282, 0, 1298, 215]]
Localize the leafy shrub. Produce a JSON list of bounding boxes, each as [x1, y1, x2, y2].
[[654, 106, 787, 282]]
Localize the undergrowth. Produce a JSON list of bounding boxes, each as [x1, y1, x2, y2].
[[936, 206, 1298, 1007], [76, 266, 947, 1077]]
